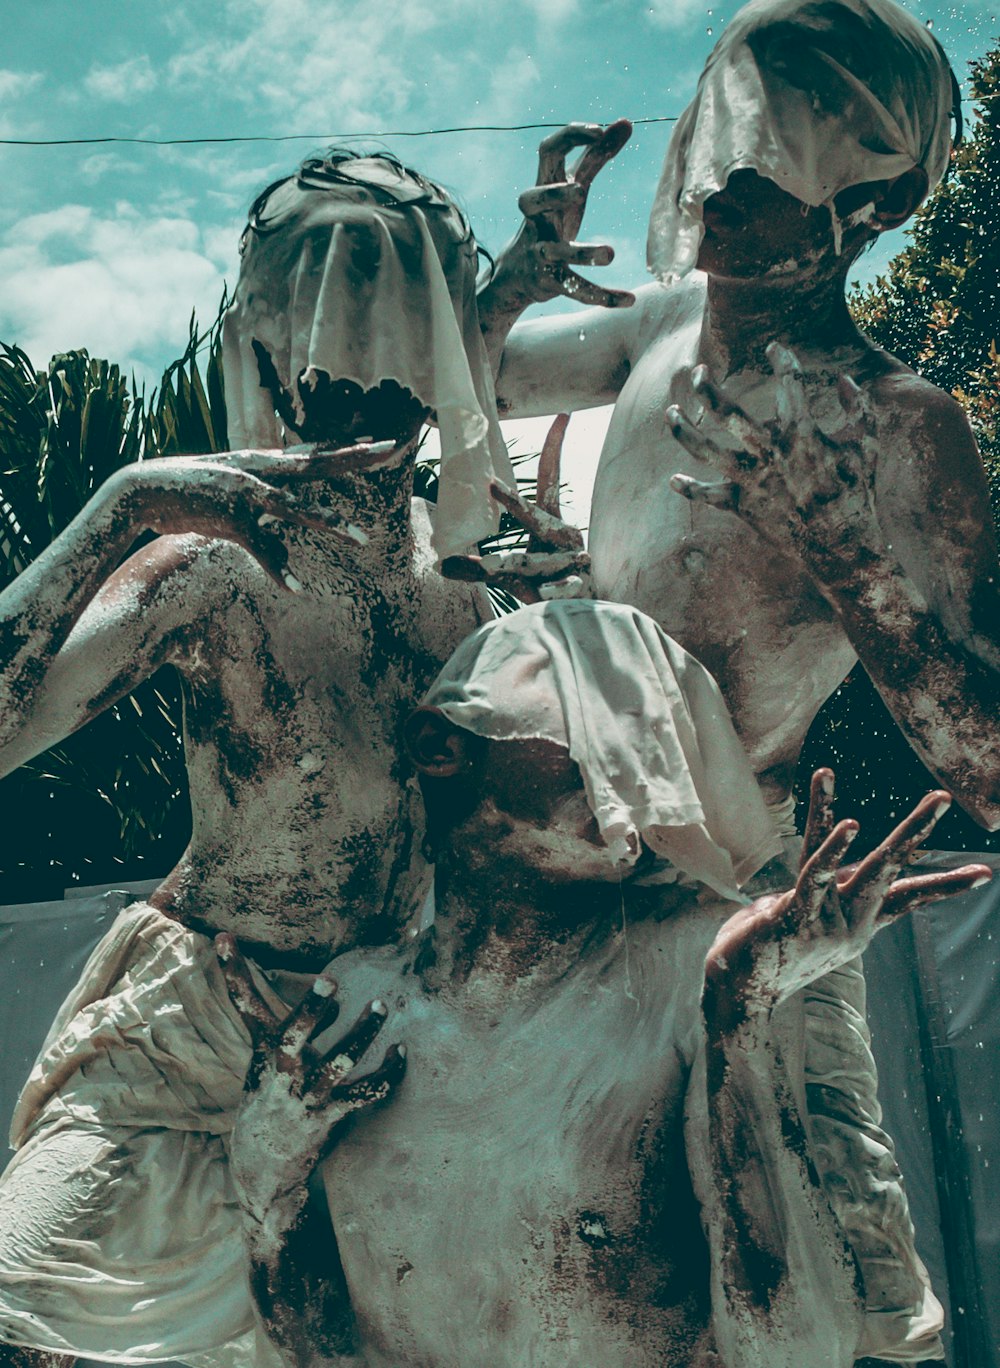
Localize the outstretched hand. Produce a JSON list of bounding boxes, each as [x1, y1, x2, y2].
[[216, 934, 406, 1224], [111, 439, 398, 591], [667, 344, 883, 577], [441, 414, 591, 603], [483, 120, 634, 317], [704, 769, 991, 1034]]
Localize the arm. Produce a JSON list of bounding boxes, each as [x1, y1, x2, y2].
[[691, 772, 989, 1368], [669, 350, 1000, 828], [216, 937, 406, 1368], [0, 443, 385, 776], [477, 120, 634, 380]]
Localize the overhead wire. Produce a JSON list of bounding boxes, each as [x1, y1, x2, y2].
[[0, 117, 678, 148]]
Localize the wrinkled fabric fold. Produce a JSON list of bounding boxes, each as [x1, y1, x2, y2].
[[222, 159, 514, 560], [648, 0, 955, 280], [422, 599, 782, 898]]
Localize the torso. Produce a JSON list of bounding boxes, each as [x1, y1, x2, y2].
[[152, 497, 485, 963], [588, 279, 888, 796], [318, 902, 724, 1368]]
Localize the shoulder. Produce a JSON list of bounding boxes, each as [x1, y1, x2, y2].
[[98, 532, 268, 623]]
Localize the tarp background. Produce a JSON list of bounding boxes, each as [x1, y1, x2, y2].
[[0, 863, 997, 1368]]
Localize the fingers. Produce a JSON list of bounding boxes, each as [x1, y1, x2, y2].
[[794, 819, 859, 922], [536, 122, 605, 185], [535, 414, 569, 521], [839, 790, 953, 909], [666, 403, 745, 472], [327, 1043, 408, 1116], [880, 864, 992, 919], [441, 548, 591, 583], [490, 477, 584, 550], [837, 374, 866, 426], [801, 768, 837, 864], [669, 474, 740, 512], [260, 488, 369, 549], [519, 182, 586, 221], [274, 968, 342, 1076], [536, 241, 614, 268], [570, 118, 632, 193], [308, 999, 390, 1100], [216, 934, 282, 1047], [559, 271, 634, 309]]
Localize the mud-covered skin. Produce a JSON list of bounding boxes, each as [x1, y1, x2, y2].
[[0, 443, 485, 964], [493, 158, 1000, 825], [693, 775, 989, 1368]]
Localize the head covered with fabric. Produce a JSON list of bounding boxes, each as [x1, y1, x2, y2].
[[222, 151, 515, 560], [647, 0, 959, 281], [419, 599, 782, 900]]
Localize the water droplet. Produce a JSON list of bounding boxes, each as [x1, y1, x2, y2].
[[707, 24, 713, 33], [926, 18, 934, 27], [578, 330, 587, 342]]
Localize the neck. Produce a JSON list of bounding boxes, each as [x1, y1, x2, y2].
[[287, 441, 419, 580], [423, 853, 668, 998], [700, 265, 860, 377]]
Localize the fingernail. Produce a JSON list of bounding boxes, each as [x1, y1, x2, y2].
[[371, 999, 388, 1017], [216, 936, 233, 961], [282, 569, 303, 593], [396, 1044, 407, 1059], [819, 770, 834, 795], [665, 405, 682, 427], [973, 874, 992, 888], [344, 523, 368, 546], [934, 798, 951, 819], [843, 823, 859, 843], [313, 974, 337, 998], [257, 513, 278, 528]]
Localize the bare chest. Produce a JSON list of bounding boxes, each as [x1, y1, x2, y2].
[[319, 919, 716, 1367]]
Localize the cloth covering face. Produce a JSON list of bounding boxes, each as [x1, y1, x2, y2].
[[647, 0, 955, 281], [421, 599, 783, 899], [222, 157, 515, 560]]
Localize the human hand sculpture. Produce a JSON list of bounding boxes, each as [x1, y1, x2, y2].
[[216, 934, 406, 1226], [483, 120, 634, 317], [104, 439, 398, 590], [441, 413, 591, 602], [704, 769, 991, 1034], [667, 344, 887, 582]]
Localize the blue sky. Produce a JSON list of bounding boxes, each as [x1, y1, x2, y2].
[[2, 0, 998, 518]]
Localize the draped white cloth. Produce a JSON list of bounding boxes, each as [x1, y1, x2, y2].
[[648, 0, 955, 280], [222, 157, 515, 561], [421, 599, 783, 900]]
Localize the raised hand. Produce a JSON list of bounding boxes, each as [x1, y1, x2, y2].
[[480, 120, 634, 333], [704, 769, 991, 1033], [667, 344, 883, 575], [440, 414, 591, 602], [108, 439, 398, 590], [216, 934, 406, 1224]]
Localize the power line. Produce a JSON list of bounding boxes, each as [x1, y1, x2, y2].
[[0, 117, 677, 149]]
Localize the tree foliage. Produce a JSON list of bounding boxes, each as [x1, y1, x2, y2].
[[797, 44, 1000, 855], [0, 302, 229, 901]]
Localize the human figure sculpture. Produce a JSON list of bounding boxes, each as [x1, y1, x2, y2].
[[214, 600, 989, 1368], [474, 2, 994, 1359], [0, 153, 550, 1366]]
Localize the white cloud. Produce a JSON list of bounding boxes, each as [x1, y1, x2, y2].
[[645, 0, 709, 29], [0, 202, 227, 382], [84, 56, 158, 103], [0, 70, 43, 101]]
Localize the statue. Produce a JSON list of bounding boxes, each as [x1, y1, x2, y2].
[[0, 153, 550, 1365], [477, 0, 992, 1359], [213, 601, 989, 1367]]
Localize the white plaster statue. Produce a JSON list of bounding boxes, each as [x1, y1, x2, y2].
[[0, 154, 554, 1367], [475, 2, 997, 1360], [214, 600, 989, 1368]]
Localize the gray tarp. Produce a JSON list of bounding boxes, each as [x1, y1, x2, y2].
[[0, 864, 997, 1368]]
